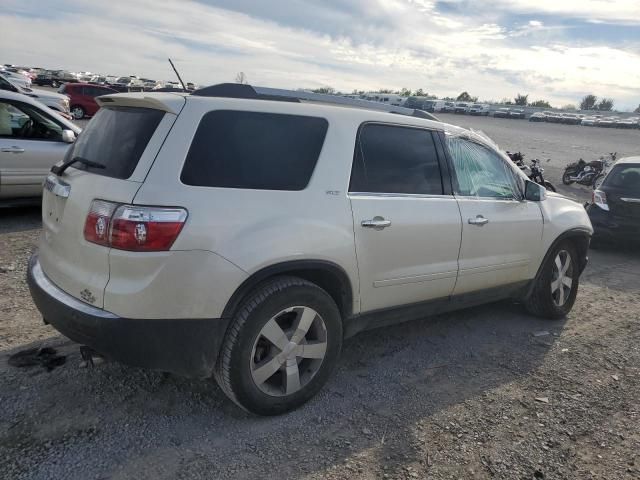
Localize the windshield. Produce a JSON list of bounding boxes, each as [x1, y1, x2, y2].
[[67, 106, 164, 179]]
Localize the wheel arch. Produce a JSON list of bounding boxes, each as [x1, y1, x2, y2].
[[535, 228, 591, 282], [221, 260, 355, 321]]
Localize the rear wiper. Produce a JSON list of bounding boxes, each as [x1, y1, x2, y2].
[[51, 156, 106, 176]]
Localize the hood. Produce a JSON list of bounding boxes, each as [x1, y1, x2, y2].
[[20, 86, 69, 101]]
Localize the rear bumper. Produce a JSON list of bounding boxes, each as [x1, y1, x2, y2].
[[27, 254, 228, 378], [586, 205, 640, 242]]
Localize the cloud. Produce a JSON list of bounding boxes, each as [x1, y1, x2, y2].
[[1, 0, 639, 109]]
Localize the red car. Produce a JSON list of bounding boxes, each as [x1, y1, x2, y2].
[[59, 83, 118, 120]]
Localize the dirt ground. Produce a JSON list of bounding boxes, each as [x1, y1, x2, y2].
[[1, 118, 639, 480]]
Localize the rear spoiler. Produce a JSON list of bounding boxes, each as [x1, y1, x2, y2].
[[96, 93, 186, 115]]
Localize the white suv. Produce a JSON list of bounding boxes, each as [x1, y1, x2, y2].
[[28, 84, 592, 415]]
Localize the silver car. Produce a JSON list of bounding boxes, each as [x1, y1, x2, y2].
[[0, 90, 80, 200]]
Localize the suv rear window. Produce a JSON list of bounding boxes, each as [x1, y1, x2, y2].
[[68, 106, 164, 179], [605, 165, 640, 195], [181, 110, 328, 190]]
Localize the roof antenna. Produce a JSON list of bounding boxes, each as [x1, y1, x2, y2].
[[168, 58, 187, 92]]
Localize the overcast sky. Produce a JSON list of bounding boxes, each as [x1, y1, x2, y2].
[[2, 0, 639, 109]]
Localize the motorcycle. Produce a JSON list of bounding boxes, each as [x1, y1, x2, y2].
[[506, 151, 556, 192], [562, 152, 616, 187]]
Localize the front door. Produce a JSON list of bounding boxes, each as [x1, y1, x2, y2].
[[349, 123, 462, 313], [444, 135, 543, 295], [0, 99, 71, 199]]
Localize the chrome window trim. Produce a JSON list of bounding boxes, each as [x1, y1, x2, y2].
[[348, 192, 454, 199]]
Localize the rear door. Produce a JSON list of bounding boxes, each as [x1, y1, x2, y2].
[[39, 103, 180, 308], [445, 135, 543, 295], [0, 99, 71, 198], [349, 123, 462, 313], [603, 164, 640, 228]]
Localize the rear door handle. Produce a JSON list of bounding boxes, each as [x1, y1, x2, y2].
[[468, 215, 489, 226], [362, 216, 391, 229], [1, 147, 25, 153]]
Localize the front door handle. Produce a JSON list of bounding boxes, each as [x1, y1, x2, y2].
[[362, 216, 391, 229], [1, 147, 25, 153], [468, 215, 489, 226]]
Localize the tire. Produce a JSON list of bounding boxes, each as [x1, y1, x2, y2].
[[592, 174, 605, 188], [70, 105, 85, 120], [51, 80, 59, 88], [544, 181, 556, 192], [214, 276, 343, 415], [524, 241, 579, 319], [562, 172, 574, 185]]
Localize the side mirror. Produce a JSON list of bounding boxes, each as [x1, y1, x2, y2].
[[61, 129, 76, 143], [524, 180, 547, 202]]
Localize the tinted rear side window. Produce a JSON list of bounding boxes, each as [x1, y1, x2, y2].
[[349, 123, 443, 195], [181, 111, 328, 190], [69, 106, 164, 179]]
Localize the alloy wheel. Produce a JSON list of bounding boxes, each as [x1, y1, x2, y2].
[[551, 250, 573, 306], [250, 306, 328, 396]]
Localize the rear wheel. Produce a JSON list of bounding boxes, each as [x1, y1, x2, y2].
[[525, 241, 579, 319], [51, 80, 59, 88], [215, 276, 343, 415]]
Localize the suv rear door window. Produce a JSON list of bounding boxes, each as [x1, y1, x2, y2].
[[181, 110, 328, 190], [68, 106, 164, 179], [349, 123, 443, 195]]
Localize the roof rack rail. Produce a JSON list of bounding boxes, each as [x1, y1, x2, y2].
[[191, 83, 439, 121]]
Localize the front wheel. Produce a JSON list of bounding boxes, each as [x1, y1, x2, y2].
[[524, 241, 579, 319], [70, 105, 85, 120], [544, 181, 556, 192], [562, 172, 574, 185], [215, 276, 343, 415], [51, 80, 59, 88]]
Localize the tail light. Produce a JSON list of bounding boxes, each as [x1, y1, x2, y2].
[[592, 189, 609, 211], [84, 200, 187, 251]]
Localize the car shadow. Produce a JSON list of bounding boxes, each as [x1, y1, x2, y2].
[[0, 204, 41, 234], [0, 301, 564, 479]]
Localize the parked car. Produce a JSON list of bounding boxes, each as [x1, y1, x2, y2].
[[33, 70, 78, 88], [441, 101, 456, 113], [59, 83, 118, 119], [0, 90, 80, 200], [560, 113, 581, 125], [529, 112, 546, 122], [0, 69, 32, 89], [422, 99, 445, 112], [598, 117, 619, 128], [0, 75, 71, 116], [580, 116, 598, 126], [454, 102, 470, 114], [27, 84, 592, 415], [468, 104, 490, 116], [616, 118, 638, 129], [509, 109, 526, 119], [587, 157, 640, 245], [493, 107, 510, 118]]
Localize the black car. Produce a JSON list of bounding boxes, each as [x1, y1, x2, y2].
[[587, 158, 640, 245], [33, 70, 78, 88]]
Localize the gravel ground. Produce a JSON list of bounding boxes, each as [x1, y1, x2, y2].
[[1, 117, 639, 480]]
